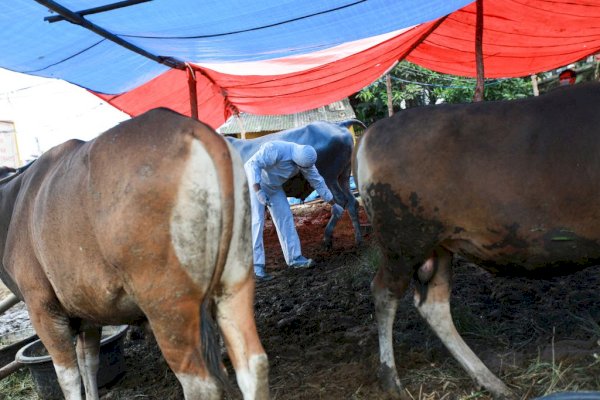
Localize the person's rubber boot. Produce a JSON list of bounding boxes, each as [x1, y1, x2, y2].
[[290, 258, 314, 269], [254, 264, 274, 282]]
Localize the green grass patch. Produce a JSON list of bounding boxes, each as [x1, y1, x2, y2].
[[0, 369, 36, 399]]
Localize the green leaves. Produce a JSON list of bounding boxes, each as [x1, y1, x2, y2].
[[354, 61, 533, 124]]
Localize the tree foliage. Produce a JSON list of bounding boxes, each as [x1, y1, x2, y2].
[[353, 61, 533, 125]]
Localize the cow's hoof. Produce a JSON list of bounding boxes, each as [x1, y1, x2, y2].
[[378, 365, 404, 399], [489, 386, 514, 400]]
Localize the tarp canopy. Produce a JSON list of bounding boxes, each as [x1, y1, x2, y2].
[[2, 1, 600, 128]]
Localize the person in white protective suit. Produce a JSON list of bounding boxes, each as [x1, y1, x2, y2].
[[244, 141, 344, 281]]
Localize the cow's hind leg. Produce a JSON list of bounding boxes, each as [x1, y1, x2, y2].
[[217, 273, 269, 400], [323, 168, 361, 248], [76, 327, 102, 400], [323, 179, 344, 249], [415, 248, 512, 399], [140, 285, 222, 400], [372, 251, 412, 398], [340, 168, 362, 246]]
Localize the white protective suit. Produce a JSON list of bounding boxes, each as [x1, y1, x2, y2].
[[244, 141, 334, 276]]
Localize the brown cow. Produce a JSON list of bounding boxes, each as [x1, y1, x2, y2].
[[0, 108, 269, 400], [355, 83, 600, 399]]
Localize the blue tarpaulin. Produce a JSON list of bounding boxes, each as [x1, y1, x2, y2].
[[1, 1, 470, 93]]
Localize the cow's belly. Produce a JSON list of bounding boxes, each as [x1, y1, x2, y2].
[[48, 259, 143, 324], [363, 181, 600, 277], [444, 226, 600, 277], [32, 230, 144, 324]]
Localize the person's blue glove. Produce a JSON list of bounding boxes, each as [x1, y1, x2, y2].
[[256, 189, 270, 206], [332, 203, 344, 218]]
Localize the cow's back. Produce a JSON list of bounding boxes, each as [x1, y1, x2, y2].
[[3, 108, 238, 320], [228, 121, 353, 163], [357, 83, 600, 275], [227, 121, 354, 199]]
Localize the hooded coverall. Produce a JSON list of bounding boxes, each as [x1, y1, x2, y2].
[[244, 141, 333, 276]]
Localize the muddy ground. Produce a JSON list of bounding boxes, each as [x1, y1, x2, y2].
[[2, 201, 600, 399]]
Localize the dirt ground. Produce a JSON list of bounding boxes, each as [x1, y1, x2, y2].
[[2, 201, 600, 399]]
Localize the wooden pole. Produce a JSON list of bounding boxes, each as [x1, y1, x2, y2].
[[45, 0, 152, 23], [0, 361, 24, 380], [385, 74, 394, 117], [531, 74, 539, 96], [0, 293, 19, 315], [186, 65, 199, 120], [473, 0, 485, 102], [36, 0, 185, 70]]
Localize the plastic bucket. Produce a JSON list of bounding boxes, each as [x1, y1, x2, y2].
[[0, 328, 37, 368], [15, 325, 128, 400]]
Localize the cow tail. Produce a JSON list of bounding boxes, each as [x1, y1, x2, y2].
[[200, 299, 233, 392], [193, 122, 236, 393]]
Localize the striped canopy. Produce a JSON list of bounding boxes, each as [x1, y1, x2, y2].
[[2, 1, 600, 128]]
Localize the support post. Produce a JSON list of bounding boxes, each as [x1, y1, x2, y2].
[[0, 293, 20, 315], [473, 0, 485, 102], [385, 74, 394, 117], [531, 74, 539, 96], [187, 65, 199, 120]]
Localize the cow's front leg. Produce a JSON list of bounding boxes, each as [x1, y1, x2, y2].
[[414, 249, 512, 399], [372, 252, 411, 398]]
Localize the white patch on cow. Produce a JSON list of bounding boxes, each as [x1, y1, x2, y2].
[[373, 285, 397, 370], [176, 373, 220, 400], [415, 299, 479, 370], [54, 364, 83, 400], [235, 353, 269, 399], [355, 139, 373, 198], [171, 140, 221, 290], [220, 142, 254, 287], [415, 297, 511, 396], [77, 342, 100, 399], [235, 368, 255, 398]]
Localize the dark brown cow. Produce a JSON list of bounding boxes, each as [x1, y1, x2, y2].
[[0, 108, 269, 400], [355, 83, 600, 399], [226, 120, 365, 248]]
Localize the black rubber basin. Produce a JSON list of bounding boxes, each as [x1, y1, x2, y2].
[[15, 325, 128, 400]]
